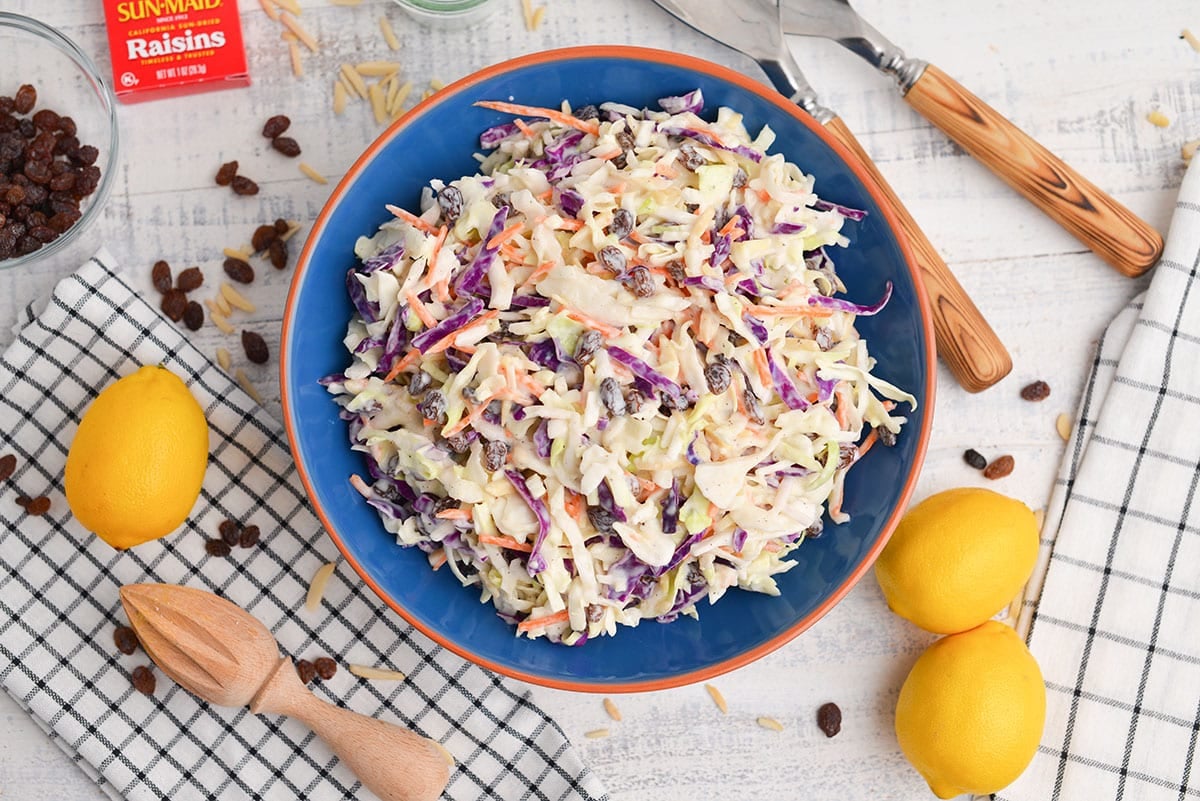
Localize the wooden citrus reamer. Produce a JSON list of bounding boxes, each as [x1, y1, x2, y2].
[[120, 583, 450, 801]]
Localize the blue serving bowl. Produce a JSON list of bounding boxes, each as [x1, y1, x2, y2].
[[281, 46, 934, 692]]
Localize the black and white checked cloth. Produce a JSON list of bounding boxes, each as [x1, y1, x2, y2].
[[0, 251, 608, 801], [998, 162, 1200, 800]]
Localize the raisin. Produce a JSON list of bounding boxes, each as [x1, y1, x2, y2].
[[175, 266, 204, 292], [113, 626, 140, 655], [596, 244, 625, 273], [574, 329, 602, 366], [223, 257, 254, 283], [274, 217, 289, 234], [181, 301, 203, 331], [575, 104, 599, 121], [444, 433, 471, 453], [743, 388, 765, 424], [983, 454, 1015, 480], [251, 224, 277, 252], [57, 116, 76, 137], [160, 289, 187, 322], [732, 167, 748, 189], [242, 330, 270, 364], [262, 114, 291, 139], [23, 496, 50, 515], [483, 440, 509, 472], [313, 657, 337, 680], [604, 208, 633, 239], [295, 659, 316, 684], [803, 518, 824, 540], [238, 524, 261, 548], [73, 145, 98, 166], [214, 160, 238, 186], [46, 209, 79, 233], [1020, 380, 1050, 402], [417, 389, 447, 422], [23, 159, 51, 185], [130, 665, 156, 695], [219, 518, 241, 546], [205, 538, 232, 557], [31, 109, 59, 130], [599, 377, 626, 415], [815, 327, 834, 351], [13, 85, 36, 115], [627, 265, 654, 298], [587, 506, 616, 535], [878, 426, 897, 447], [407, 370, 432, 396], [268, 237, 287, 269], [28, 225, 56, 243], [680, 143, 705, 171], [231, 175, 258, 195], [963, 448, 987, 470], [817, 702, 842, 738], [271, 136, 301, 157], [48, 172, 75, 192], [431, 189, 462, 229], [0, 454, 15, 482], [704, 361, 732, 394], [151, 260, 172, 293]]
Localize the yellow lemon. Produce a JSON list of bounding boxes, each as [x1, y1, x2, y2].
[[896, 621, 1046, 798], [874, 487, 1038, 634], [65, 365, 208, 549]]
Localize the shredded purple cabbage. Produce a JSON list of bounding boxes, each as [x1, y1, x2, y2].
[[607, 346, 685, 402], [597, 479, 627, 523], [732, 528, 749, 553], [453, 206, 509, 296], [816, 375, 839, 403], [808, 281, 893, 316], [527, 338, 569, 371], [742, 312, 769, 345], [659, 126, 763, 163], [685, 436, 701, 466], [656, 581, 708, 623], [360, 241, 405, 274], [533, 419, 552, 458], [812, 198, 867, 221], [345, 270, 380, 324], [480, 122, 520, 148], [767, 348, 809, 410], [770, 221, 807, 235], [505, 469, 552, 575], [378, 308, 410, 374], [683, 274, 724, 293], [510, 294, 552, 308], [318, 372, 346, 387], [711, 232, 731, 267], [558, 188, 585, 218], [410, 297, 485, 352], [353, 335, 384, 355], [657, 88, 704, 115], [661, 479, 681, 535]]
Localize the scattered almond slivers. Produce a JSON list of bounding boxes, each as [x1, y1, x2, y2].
[[379, 16, 399, 51], [1055, 413, 1071, 441], [705, 683, 728, 714], [756, 716, 784, 732], [357, 61, 402, 77], [348, 663, 408, 681], [220, 281, 256, 313], [216, 347, 232, 371], [259, 0, 279, 20], [272, 0, 301, 15], [333, 81, 348, 115], [288, 40, 303, 77], [210, 310, 234, 334], [603, 698, 622, 721], [280, 12, 318, 53], [1183, 139, 1200, 164], [584, 728, 610, 739], [223, 246, 252, 261], [300, 162, 328, 185], [306, 561, 337, 611], [1183, 28, 1200, 53], [235, 367, 264, 404], [1147, 110, 1170, 128]]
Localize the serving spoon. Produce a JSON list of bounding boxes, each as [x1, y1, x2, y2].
[[119, 583, 451, 801], [781, 0, 1163, 277], [652, 0, 1012, 393]]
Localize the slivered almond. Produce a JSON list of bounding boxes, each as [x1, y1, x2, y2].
[[1183, 139, 1200, 163], [280, 12, 318, 53], [1055, 413, 1071, 441], [705, 683, 728, 714], [348, 664, 408, 681], [273, 0, 301, 14], [521, 0, 534, 30], [583, 728, 610, 739], [220, 282, 256, 313], [379, 16, 400, 51], [210, 310, 234, 334], [340, 63, 369, 98], [369, 83, 387, 125], [281, 30, 297, 42], [394, 80, 413, 111], [216, 347, 232, 371], [1183, 28, 1200, 53], [223, 246, 251, 261], [280, 221, 303, 241], [259, 0, 279, 20], [288, 41, 303, 77], [603, 698, 622, 721], [429, 77, 445, 91], [300, 162, 328, 185], [757, 716, 784, 732], [339, 72, 362, 101], [531, 5, 546, 29], [305, 562, 337, 611], [1147, 109, 1171, 128], [215, 291, 232, 317], [357, 61, 402, 77], [331, 0, 362, 5], [235, 368, 264, 405], [333, 80, 348, 115]]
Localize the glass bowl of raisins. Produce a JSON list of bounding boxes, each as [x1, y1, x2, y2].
[[0, 13, 119, 268]]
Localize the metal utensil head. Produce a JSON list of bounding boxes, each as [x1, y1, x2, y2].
[[780, 0, 926, 90], [651, 0, 834, 121]]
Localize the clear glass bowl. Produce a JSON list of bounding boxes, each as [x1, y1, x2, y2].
[[0, 12, 119, 269], [390, 0, 500, 27]]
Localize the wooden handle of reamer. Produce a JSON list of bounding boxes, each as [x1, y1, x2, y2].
[[905, 63, 1162, 277], [251, 658, 451, 801], [823, 115, 1012, 393]]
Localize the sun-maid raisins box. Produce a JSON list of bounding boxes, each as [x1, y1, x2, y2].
[[102, 0, 250, 103]]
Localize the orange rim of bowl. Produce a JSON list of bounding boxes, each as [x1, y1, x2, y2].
[[280, 44, 936, 693]]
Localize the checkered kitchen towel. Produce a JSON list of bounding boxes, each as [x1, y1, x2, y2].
[[998, 160, 1200, 800], [0, 251, 608, 801]]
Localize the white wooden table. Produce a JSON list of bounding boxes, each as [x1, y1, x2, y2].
[[0, 1, 1194, 799]]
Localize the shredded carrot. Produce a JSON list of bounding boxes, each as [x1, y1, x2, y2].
[[479, 534, 534, 552], [564, 308, 620, 338], [428, 225, 449, 275], [700, 228, 712, 244], [383, 348, 421, 382], [755, 188, 771, 203], [610, 181, 626, 195], [405, 289, 437, 328], [536, 188, 554, 203], [749, 303, 835, 318], [474, 100, 600, 135], [857, 428, 880, 459], [442, 392, 498, 437], [654, 161, 678, 179], [487, 223, 524, 252], [516, 373, 546, 399], [433, 278, 451, 303], [834, 384, 850, 428], [635, 476, 659, 499], [513, 117, 537, 138], [752, 349, 772, 388], [828, 490, 844, 521], [435, 507, 473, 520], [628, 230, 649, 245], [429, 550, 448, 570], [426, 309, 500, 355], [563, 491, 584, 522], [718, 215, 740, 236], [386, 204, 435, 233], [519, 260, 555, 290], [882, 400, 896, 411], [763, 541, 782, 553], [517, 609, 571, 632]]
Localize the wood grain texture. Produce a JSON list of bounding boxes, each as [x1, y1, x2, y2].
[[824, 115, 1013, 393], [905, 63, 1164, 277]]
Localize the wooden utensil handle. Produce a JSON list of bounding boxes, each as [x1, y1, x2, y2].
[[904, 63, 1162, 277], [252, 658, 450, 801], [823, 116, 1012, 393]]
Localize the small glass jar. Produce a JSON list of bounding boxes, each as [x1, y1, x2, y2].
[[390, 0, 500, 27]]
